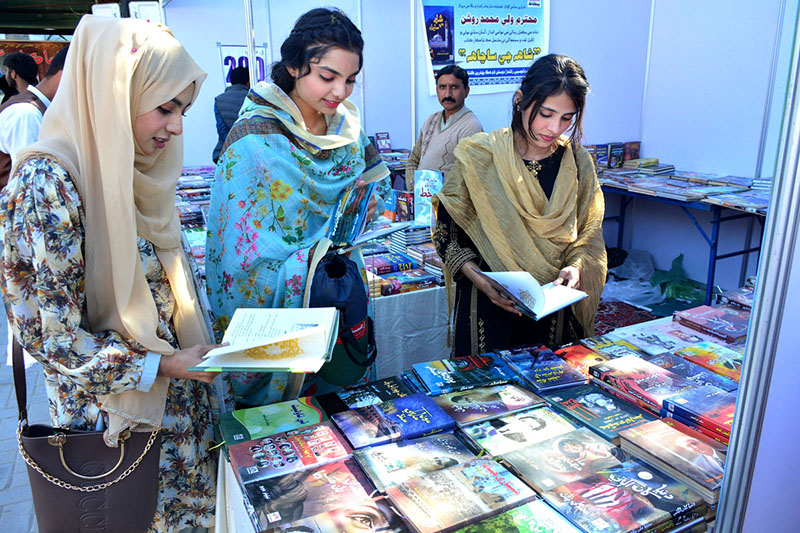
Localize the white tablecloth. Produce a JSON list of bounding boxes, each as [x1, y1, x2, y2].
[[373, 286, 450, 378]]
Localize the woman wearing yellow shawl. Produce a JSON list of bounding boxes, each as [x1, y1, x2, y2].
[[0, 16, 222, 531], [432, 54, 607, 356]]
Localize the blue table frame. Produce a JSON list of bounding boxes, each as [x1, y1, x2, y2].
[[602, 186, 765, 305]]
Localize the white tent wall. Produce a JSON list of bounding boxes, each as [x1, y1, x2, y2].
[[164, 0, 782, 291]]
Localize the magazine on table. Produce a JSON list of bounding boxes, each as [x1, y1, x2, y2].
[[476, 270, 587, 321], [190, 307, 339, 372]]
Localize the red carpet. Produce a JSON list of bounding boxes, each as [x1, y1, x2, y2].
[[594, 300, 657, 335]]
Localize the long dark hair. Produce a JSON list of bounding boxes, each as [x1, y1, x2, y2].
[[511, 54, 589, 146], [271, 8, 364, 94]]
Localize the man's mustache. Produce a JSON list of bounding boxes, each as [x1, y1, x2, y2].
[[441, 97, 456, 103]]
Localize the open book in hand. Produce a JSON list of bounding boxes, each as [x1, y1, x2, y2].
[[477, 271, 588, 321], [190, 307, 339, 372], [328, 182, 410, 251]]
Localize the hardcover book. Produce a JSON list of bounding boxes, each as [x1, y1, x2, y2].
[[453, 499, 582, 532], [218, 396, 327, 448], [672, 305, 750, 344], [662, 385, 737, 438], [588, 355, 698, 414], [542, 459, 706, 533], [243, 458, 375, 530], [555, 344, 611, 377], [501, 428, 621, 493], [716, 285, 754, 310], [476, 271, 588, 321], [496, 345, 586, 393], [460, 406, 578, 457], [580, 336, 648, 359], [228, 421, 352, 485], [385, 459, 537, 533], [380, 268, 439, 296], [412, 353, 517, 395], [645, 352, 739, 392], [353, 432, 476, 492], [190, 307, 339, 372], [659, 410, 730, 446], [432, 384, 545, 426], [316, 376, 413, 414], [619, 421, 726, 503], [675, 341, 744, 382], [364, 252, 418, 275], [331, 393, 454, 449], [544, 384, 657, 445], [270, 497, 408, 532]]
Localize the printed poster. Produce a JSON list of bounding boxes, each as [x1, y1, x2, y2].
[[218, 44, 268, 85], [419, 0, 549, 95]]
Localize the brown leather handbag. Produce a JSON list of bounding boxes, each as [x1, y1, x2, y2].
[[12, 339, 162, 533]]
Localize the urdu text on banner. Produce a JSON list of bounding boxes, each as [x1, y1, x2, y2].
[[419, 0, 550, 95]]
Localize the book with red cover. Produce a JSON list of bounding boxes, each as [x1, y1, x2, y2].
[[659, 410, 730, 447], [588, 355, 697, 415], [675, 341, 743, 382], [555, 344, 611, 377], [716, 285, 754, 310], [662, 385, 737, 438], [672, 305, 750, 344]]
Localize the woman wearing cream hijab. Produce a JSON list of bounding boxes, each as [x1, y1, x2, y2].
[[0, 16, 221, 532], [432, 54, 607, 357]]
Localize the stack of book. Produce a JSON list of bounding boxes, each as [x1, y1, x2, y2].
[[672, 304, 750, 344], [389, 223, 431, 254], [662, 385, 737, 445], [363, 251, 417, 274], [405, 242, 438, 264], [716, 285, 753, 310], [619, 420, 727, 506], [702, 189, 769, 214], [379, 267, 440, 295], [623, 157, 660, 169], [638, 163, 676, 175]]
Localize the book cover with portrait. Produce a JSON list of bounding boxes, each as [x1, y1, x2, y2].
[[432, 383, 545, 426]]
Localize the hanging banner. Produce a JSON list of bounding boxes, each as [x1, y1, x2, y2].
[[0, 41, 68, 81], [217, 44, 268, 86], [420, 0, 549, 95]]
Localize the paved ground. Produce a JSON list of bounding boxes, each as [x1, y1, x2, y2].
[[0, 319, 46, 532]]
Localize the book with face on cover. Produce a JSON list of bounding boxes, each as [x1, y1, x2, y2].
[[243, 458, 375, 530], [580, 335, 648, 359], [228, 421, 352, 486], [331, 393, 455, 449], [218, 396, 327, 449], [432, 384, 545, 426], [662, 385, 737, 438], [269, 496, 409, 532], [190, 307, 339, 372], [475, 271, 587, 321], [453, 499, 582, 532], [501, 428, 622, 493], [544, 384, 657, 445], [354, 432, 476, 492], [618, 421, 726, 504], [460, 406, 578, 457], [672, 305, 750, 344], [555, 344, 611, 377], [608, 316, 696, 356], [385, 459, 537, 533]]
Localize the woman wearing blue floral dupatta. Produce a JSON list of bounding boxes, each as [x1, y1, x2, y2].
[[206, 8, 389, 406]]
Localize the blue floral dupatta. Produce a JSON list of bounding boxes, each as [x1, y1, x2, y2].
[[206, 83, 389, 405]]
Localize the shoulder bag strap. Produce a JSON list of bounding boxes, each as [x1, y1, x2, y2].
[[11, 337, 28, 425]]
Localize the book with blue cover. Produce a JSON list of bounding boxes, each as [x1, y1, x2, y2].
[[662, 385, 737, 438], [496, 345, 586, 393], [354, 432, 476, 492], [316, 376, 413, 415], [544, 384, 657, 445], [432, 384, 545, 426], [385, 459, 537, 533], [412, 353, 517, 395], [331, 393, 455, 449]]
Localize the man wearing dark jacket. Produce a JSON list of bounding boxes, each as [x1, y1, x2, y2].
[[212, 66, 250, 163]]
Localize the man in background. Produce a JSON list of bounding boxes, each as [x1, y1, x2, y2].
[[212, 66, 250, 163], [0, 45, 69, 189], [1, 52, 39, 104], [405, 65, 482, 190]]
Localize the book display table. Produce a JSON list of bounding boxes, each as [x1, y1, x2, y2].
[[602, 186, 765, 305]]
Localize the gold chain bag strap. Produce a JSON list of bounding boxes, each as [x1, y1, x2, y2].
[[12, 338, 162, 533]]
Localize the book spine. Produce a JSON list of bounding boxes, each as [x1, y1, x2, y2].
[[660, 409, 730, 445], [662, 399, 731, 437]]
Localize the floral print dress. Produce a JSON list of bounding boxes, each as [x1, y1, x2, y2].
[[0, 157, 218, 532], [206, 86, 389, 407]]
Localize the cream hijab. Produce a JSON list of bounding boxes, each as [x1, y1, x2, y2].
[[14, 15, 210, 444]]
